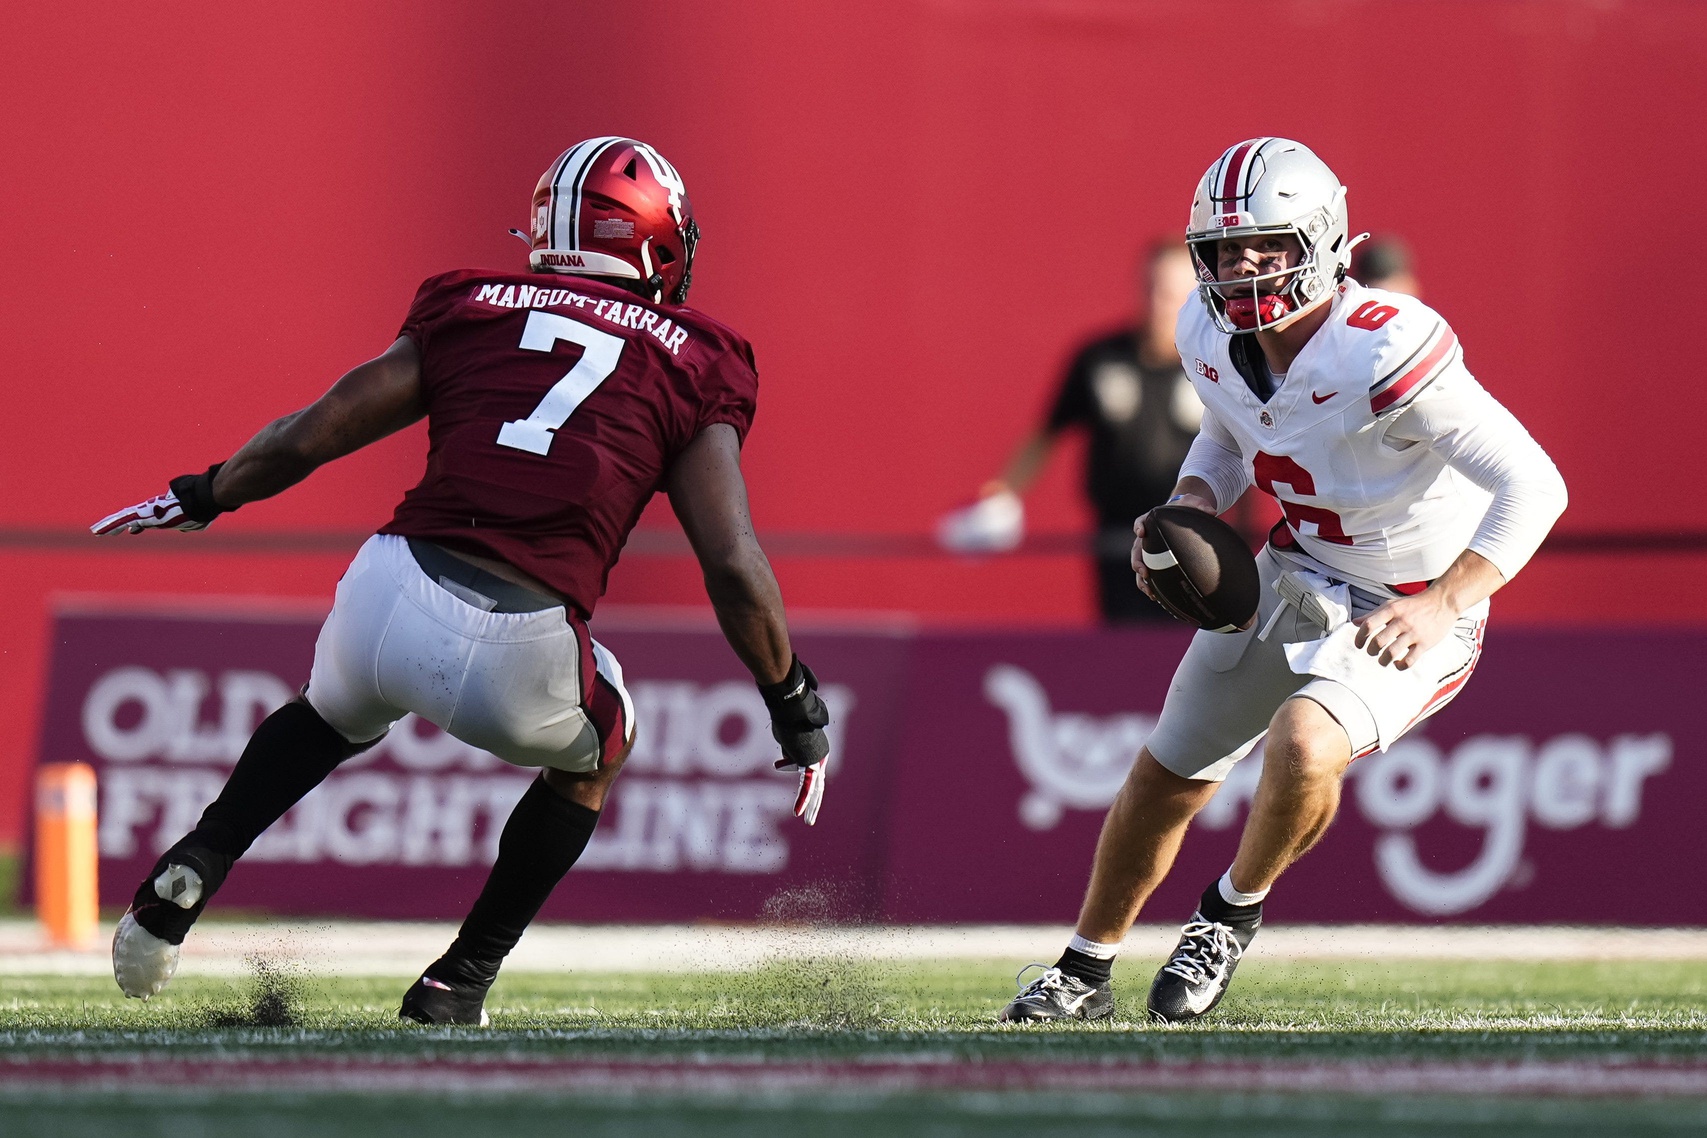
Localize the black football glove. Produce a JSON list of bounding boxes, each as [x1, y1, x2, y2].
[[92, 464, 232, 535], [758, 656, 830, 825]]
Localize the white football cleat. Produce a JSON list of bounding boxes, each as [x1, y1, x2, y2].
[[112, 911, 181, 999]]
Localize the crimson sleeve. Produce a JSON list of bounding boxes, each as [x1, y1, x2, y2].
[[695, 338, 760, 443], [397, 272, 468, 353]]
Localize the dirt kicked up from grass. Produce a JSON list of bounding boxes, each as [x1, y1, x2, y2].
[[2, 956, 1706, 1136]]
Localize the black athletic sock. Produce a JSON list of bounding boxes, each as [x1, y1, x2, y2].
[[1054, 946, 1114, 987], [1197, 878, 1263, 927], [431, 775, 601, 988], [131, 699, 361, 943]]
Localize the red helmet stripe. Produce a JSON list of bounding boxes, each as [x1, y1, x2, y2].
[[1220, 140, 1256, 210]]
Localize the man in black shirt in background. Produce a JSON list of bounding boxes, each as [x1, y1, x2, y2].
[[939, 241, 1202, 622]]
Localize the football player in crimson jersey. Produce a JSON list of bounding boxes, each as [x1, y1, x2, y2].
[[94, 137, 831, 1025], [1000, 139, 1567, 1025]]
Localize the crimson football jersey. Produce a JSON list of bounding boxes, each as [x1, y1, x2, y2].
[[380, 269, 758, 619]]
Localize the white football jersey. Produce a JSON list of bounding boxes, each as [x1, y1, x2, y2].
[[1175, 281, 1567, 589]]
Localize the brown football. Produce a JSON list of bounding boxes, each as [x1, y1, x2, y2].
[[1139, 505, 1260, 632]]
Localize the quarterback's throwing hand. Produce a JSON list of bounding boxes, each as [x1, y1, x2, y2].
[[91, 466, 230, 536], [1354, 590, 1455, 670], [760, 657, 832, 826], [1132, 492, 1215, 601]]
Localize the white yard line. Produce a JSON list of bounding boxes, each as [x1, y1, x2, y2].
[[3, 919, 1706, 977]]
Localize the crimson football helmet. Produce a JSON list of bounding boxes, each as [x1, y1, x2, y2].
[[523, 137, 699, 305], [1185, 138, 1362, 333]]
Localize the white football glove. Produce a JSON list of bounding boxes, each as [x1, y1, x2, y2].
[[760, 658, 832, 827], [90, 489, 206, 535], [787, 758, 827, 827], [936, 489, 1024, 553]]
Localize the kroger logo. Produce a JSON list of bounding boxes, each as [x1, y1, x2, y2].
[[986, 663, 1672, 916]]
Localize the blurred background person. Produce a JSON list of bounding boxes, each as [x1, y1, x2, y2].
[[1350, 234, 1420, 296], [937, 241, 1202, 623]]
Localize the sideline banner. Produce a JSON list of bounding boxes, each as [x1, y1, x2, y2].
[[27, 606, 1707, 923], [879, 629, 1699, 924]]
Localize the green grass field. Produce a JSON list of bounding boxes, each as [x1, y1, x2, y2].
[[4, 957, 1706, 1136], [3, 955, 1707, 1132]]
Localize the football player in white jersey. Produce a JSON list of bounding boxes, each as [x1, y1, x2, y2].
[[1000, 138, 1568, 1024]]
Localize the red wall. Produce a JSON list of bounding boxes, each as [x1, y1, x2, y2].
[[3, 0, 1703, 842]]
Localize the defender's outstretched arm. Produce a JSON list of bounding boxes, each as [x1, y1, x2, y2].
[[214, 336, 425, 507], [667, 423, 829, 824], [92, 336, 424, 534]]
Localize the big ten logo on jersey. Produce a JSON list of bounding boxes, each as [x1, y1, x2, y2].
[[82, 666, 531, 869], [1201, 732, 1674, 915], [581, 680, 854, 873], [1194, 358, 1220, 383]]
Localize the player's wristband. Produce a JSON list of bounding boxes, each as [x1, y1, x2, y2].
[[759, 656, 831, 767], [167, 463, 234, 526]]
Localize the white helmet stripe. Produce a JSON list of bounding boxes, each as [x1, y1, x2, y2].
[[546, 137, 601, 253], [549, 135, 626, 252]]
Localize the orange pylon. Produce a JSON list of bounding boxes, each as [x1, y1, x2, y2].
[[35, 763, 99, 949]]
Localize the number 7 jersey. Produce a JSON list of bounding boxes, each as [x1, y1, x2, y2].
[[1175, 280, 1567, 589], [380, 269, 760, 619]]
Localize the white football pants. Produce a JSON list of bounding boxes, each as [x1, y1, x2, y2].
[[305, 535, 634, 773], [1145, 544, 1486, 781]]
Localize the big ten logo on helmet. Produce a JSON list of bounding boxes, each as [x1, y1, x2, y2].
[[983, 665, 1155, 831], [82, 666, 531, 869], [580, 679, 854, 874], [1201, 732, 1674, 915]]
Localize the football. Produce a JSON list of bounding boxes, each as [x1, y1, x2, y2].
[[1139, 505, 1261, 632]]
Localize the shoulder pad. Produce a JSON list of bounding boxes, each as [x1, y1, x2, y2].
[[1333, 288, 1460, 414]]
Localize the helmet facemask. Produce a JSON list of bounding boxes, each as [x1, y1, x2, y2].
[[1184, 139, 1355, 335], [1189, 217, 1345, 334]]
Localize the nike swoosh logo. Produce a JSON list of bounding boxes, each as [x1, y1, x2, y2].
[[1060, 989, 1095, 1013], [1311, 391, 1338, 404], [1184, 974, 1224, 1012]]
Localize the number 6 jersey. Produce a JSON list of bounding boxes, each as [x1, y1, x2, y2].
[[380, 269, 760, 620], [1175, 280, 1567, 590]]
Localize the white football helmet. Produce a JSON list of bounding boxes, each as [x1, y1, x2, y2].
[[1186, 138, 1363, 334]]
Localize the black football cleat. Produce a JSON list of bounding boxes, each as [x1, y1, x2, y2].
[[998, 965, 1114, 1023], [399, 971, 492, 1026], [1146, 912, 1260, 1023]]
